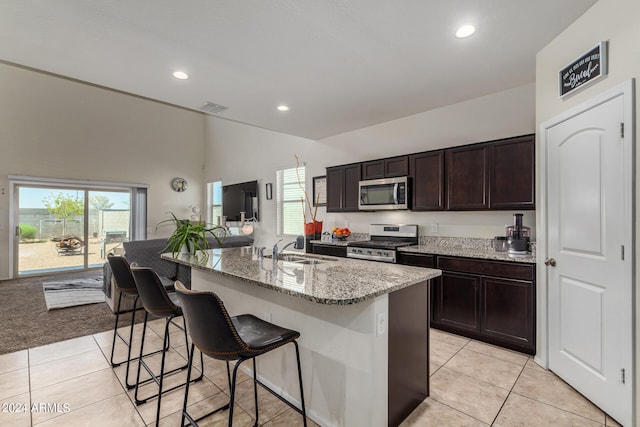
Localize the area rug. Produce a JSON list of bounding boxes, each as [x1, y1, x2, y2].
[[43, 276, 105, 310]]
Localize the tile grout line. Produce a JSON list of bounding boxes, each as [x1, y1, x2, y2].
[[488, 357, 529, 426]]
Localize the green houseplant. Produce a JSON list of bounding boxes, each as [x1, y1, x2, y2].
[[157, 212, 226, 256]]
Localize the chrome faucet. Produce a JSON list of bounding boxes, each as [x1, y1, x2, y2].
[[272, 239, 283, 260], [257, 246, 266, 258], [280, 240, 298, 252]]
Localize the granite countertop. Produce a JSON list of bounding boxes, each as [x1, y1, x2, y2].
[[399, 243, 537, 264], [162, 247, 440, 305]]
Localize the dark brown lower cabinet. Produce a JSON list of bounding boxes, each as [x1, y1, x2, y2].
[[311, 243, 347, 257], [432, 272, 480, 333], [482, 277, 534, 349], [399, 252, 535, 355]]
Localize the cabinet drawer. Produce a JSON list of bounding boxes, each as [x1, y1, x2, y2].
[[397, 252, 435, 268], [437, 256, 534, 281], [312, 244, 347, 258]]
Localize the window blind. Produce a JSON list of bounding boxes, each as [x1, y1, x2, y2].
[[276, 165, 305, 236]]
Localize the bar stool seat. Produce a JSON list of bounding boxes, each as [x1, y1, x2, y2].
[[130, 267, 204, 427], [175, 280, 307, 427]]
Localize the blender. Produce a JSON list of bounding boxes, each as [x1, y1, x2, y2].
[[506, 213, 530, 255]]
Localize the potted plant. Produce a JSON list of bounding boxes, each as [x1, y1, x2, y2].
[[157, 212, 226, 256]]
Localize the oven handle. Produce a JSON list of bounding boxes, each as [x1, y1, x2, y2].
[[393, 183, 399, 205]]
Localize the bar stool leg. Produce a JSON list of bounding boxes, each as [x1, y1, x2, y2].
[[293, 341, 308, 426], [252, 358, 259, 424]]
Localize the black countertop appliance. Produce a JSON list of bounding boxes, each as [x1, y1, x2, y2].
[[506, 213, 530, 255]]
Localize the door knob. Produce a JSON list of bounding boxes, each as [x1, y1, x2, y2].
[[544, 257, 556, 267]]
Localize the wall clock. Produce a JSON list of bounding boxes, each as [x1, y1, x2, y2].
[[171, 177, 188, 192]]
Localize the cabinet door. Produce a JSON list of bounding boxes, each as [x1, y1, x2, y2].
[[410, 151, 445, 210], [362, 160, 385, 180], [432, 272, 480, 332], [490, 135, 535, 210], [446, 145, 489, 210], [343, 163, 362, 211], [482, 277, 535, 354], [385, 155, 409, 177], [326, 166, 343, 212]]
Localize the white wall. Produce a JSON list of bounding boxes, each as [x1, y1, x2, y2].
[[535, 0, 639, 423], [204, 83, 536, 249], [0, 63, 206, 279]]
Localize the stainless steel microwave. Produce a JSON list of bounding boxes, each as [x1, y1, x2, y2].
[[358, 176, 409, 210]]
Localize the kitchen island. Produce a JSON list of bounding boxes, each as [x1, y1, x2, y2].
[[163, 247, 441, 427]]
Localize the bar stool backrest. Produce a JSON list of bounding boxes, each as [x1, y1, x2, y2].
[[107, 254, 138, 295], [130, 267, 180, 316], [174, 281, 249, 361]]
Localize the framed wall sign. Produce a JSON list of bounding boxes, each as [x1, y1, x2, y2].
[[559, 41, 608, 98], [312, 175, 327, 206]]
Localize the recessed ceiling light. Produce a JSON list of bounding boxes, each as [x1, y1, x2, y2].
[[455, 24, 476, 38], [277, 105, 289, 112], [172, 71, 189, 80]]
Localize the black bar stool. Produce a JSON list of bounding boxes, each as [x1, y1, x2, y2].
[[107, 254, 168, 389], [130, 267, 204, 427], [174, 280, 307, 427]]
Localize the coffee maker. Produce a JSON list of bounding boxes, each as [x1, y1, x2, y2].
[[506, 213, 530, 255]]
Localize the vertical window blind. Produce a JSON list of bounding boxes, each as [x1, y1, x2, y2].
[[276, 165, 305, 236]]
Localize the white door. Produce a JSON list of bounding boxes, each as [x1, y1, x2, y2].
[[545, 85, 633, 426]]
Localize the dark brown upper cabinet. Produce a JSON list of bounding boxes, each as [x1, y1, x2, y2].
[[362, 155, 409, 180], [326, 163, 362, 212], [410, 150, 445, 210], [446, 134, 535, 211], [489, 135, 535, 210], [446, 144, 490, 210]]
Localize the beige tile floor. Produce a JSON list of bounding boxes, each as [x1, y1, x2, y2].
[[401, 329, 623, 427], [0, 320, 624, 427]]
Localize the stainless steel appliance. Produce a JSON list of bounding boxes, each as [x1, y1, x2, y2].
[[347, 224, 418, 263], [358, 176, 409, 211]]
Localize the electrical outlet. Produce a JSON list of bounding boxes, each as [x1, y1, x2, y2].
[[376, 312, 386, 337], [263, 312, 271, 322], [430, 223, 438, 233]]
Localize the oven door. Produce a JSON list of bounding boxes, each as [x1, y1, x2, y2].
[[358, 177, 408, 210]]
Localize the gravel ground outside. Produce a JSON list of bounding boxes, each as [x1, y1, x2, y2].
[[18, 238, 124, 274]]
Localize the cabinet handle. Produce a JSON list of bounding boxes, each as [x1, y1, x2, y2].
[[544, 257, 556, 267]]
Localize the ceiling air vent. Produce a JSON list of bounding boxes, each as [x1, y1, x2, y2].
[[199, 102, 229, 114]]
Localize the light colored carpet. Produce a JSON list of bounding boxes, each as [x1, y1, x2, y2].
[[43, 276, 105, 310]]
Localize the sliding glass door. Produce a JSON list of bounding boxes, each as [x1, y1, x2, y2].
[[15, 185, 131, 276]]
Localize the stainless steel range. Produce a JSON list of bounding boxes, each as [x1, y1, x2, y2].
[[347, 224, 418, 263]]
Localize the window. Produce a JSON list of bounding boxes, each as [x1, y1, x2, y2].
[[207, 181, 223, 225], [276, 165, 305, 236]]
